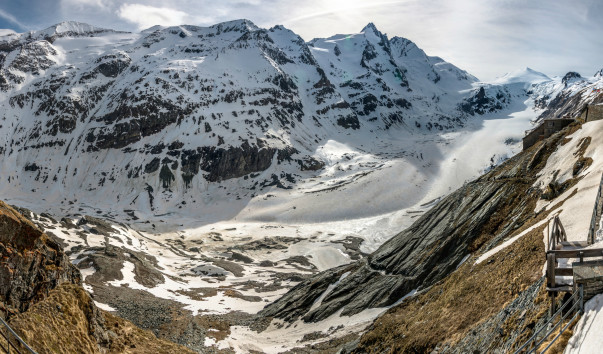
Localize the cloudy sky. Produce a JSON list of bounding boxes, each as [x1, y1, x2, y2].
[[0, 0, 601, 81]]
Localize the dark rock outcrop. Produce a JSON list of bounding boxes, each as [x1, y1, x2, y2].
[[459, 86, 508, 115], [336, 115, 361, 129], [145, 157, 161, 174], [298, 156, 325, 171], [199, 142, 277, 182], [562, 71, 582, 87], [94, 53, 131, 78], [0, 200, 80, 315]]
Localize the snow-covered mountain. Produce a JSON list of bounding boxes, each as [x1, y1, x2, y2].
[[533, 70, 603, 120], [0, 20, 508, 223]]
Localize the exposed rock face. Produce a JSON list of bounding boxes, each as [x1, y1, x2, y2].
[[0, 200, 194, 352], [8, 283, 194, 353], [562, 71, 582, 87], [94, 53, 131, 78], [533, 69, 603, 123], [352, 211, 549, 353], [138, 142, 298, 185], [260, 128, 565, 323], [459, 86, 509, 115], [0, 200, 80, 315], [199, 142, 278, 182]]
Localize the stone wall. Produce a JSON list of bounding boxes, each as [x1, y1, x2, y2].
[[523, 118, 573, 150], [543, 118, 573, 136], [523, 125, 544, 150], [580, 279, 603, 302], [584, 104, 603, 123]]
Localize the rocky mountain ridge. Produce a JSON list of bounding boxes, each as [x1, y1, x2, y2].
[[0, 20, 514, 220], [259, 121, 564, 323]]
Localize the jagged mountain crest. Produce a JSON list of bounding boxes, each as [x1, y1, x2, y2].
[[361, 22, 380, 34], [0, 19, 546, 216], [307, 22, 482, 130]]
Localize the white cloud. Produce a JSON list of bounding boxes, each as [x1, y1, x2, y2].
[[117, 3, 189, 30], [62, 0, 109, 8], [0, 8, 27, 30]]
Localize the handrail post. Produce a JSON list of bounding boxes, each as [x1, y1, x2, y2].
[[547, 221, 551, 251], [550, 292, 556, 318], [547, 252, 557, 317], [551, 217, 558, 250], [588, 172, 603, 244], [580, 284, 584, 315], [547, 253, 556, 288]]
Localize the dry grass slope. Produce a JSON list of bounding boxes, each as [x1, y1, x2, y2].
[[355, 218, 547, 352], [9, 283, 195, 353]]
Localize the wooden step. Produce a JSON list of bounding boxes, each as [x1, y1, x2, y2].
[[554, 268, 574, 276], [560, 241, 591, 248], [547, 285, 573, 292], [547, 248, 603, 258]]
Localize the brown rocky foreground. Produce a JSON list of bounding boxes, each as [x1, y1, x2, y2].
[[0, 200, 193, 353]]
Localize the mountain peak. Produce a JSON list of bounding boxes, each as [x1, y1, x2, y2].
[[562, 71, 582, 86], [210, 19, 258, 32], [141, 24, 165, 33], [0, 29, 17, 37], [361, 22, 380, 34], [492, 67, 550, 85], [45, 21, 107, 35], [30, 21, 119, 40]]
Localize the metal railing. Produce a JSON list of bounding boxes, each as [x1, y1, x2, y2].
[[0, 317, 37, 354], [588, 172, 603, 244], [514, 284, 583, 354]]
